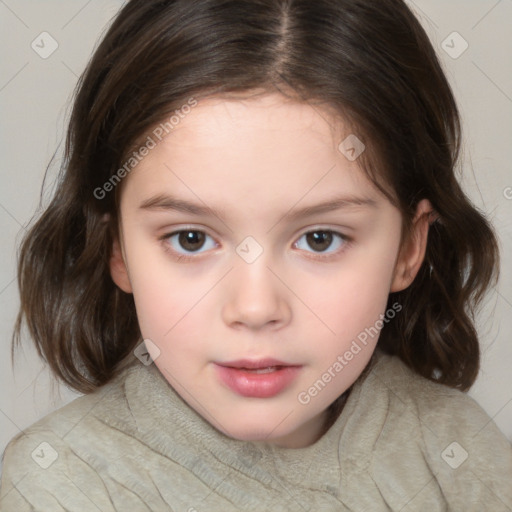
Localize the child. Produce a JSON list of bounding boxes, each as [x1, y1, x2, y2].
[[1, 0, 511, 510]]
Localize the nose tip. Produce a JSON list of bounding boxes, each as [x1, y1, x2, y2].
[[221, 262, 291, 331]]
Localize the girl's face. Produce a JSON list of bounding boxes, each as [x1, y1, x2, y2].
[[111, 93, 431, 448]]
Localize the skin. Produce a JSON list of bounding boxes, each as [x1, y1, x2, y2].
[[110, 92, 433, 449]]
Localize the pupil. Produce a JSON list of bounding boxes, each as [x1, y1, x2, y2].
[[307, 231, 332, 252], [179, 231, 205, 251]]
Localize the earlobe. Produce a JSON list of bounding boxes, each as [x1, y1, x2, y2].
[[390, 199, 434, 293], [110, 236, 133, 293]]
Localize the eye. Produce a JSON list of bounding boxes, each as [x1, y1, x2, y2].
[[294, 229, 349, 257], [162, 229, 217, 257]]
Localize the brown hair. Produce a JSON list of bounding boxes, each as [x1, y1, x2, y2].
[[12, 0, 499, 394]]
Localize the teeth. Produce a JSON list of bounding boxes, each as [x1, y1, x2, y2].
[[243, 366, 279, 374]]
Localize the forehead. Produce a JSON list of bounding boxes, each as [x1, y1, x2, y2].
[[169, 93, 348, 151], [119, 93, 384, 217]]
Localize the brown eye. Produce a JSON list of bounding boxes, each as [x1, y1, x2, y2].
[[305, 231, 333, 252], [163, 230, 216, 258], [295, 229, 349, 258], [178, 230, 206, 251]]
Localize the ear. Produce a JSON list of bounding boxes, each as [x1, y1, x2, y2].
[[110, 235, 133, 293], [390, 198, 435, 293]]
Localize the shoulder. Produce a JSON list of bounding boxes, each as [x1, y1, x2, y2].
[[2, 363, 137, 453], [0, 367, 137, 511], [367, 349, 509, 444], [367, 348, 497, 426], [351, 348, 512, 508]]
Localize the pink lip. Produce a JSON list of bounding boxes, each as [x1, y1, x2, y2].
[[214, 358, 302, 398]]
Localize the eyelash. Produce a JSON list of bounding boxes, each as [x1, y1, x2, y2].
[[159, 227, 352, 263]]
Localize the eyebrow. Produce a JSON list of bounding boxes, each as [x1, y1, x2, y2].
[[138, 193, 378, 221]]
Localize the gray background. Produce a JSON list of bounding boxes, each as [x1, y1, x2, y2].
[[1, 0, 511, 475]]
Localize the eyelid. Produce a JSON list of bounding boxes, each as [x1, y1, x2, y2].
[[159, 224, 218, 241]]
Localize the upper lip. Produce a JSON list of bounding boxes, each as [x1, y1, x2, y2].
[[215, 358, 299, 369]]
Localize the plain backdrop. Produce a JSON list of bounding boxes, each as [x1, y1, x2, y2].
[[1, 0, 511, 476]]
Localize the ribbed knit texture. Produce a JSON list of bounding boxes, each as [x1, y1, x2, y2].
[[1, 348, 511, 511]]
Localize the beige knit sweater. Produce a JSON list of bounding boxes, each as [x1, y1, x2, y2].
[[1, 348, 511, 511]]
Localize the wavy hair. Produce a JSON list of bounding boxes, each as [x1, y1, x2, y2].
[[12, 0, 499, 393]]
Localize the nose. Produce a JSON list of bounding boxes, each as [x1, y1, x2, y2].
[[221, 257, 292, 331]]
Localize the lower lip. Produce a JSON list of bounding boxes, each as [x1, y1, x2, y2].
[[214, 364, 301, 398]]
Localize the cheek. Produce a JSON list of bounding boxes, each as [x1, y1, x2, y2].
[[123, 239, 196, 340], [303, 247, 397, 331], [130, 273, 210, 375], [293, 238, 400, 385], [125, 241, 225, 373]]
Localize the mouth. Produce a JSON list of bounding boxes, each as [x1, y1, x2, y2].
[[238, 366, 284, 374], [214, 358, 302, 398], [217, 358, 295, 369]]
